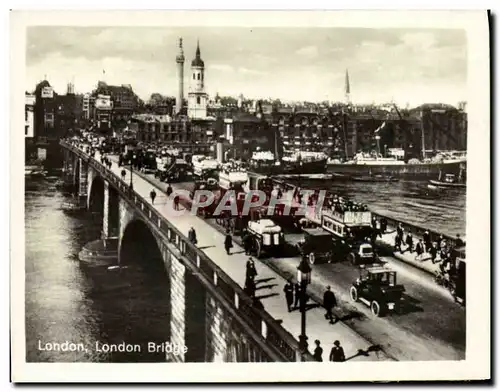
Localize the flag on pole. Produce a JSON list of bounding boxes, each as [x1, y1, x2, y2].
[[345, 69, 350, 95], [374, 121, 386, 133]]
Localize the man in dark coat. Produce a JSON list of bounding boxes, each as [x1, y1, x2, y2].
[[423, 230, 431, 252], [329, 340, 345, 362], [166, 184, 173, 198], [415, 239, 424, 261], [323, 286, 338, 324], [244, 276, 256, 298], [150, 189, 157, 205], [242, 230, 252, 255], [284, 282, 294, 312], [246, 258, 257, 281], [380, 218, 388, 234], [188, 227, 197, 245], [313, 340, 323, 362], [405, 231, 413, 253], [396, 223, 404, 239], [394, 233, 402, 252], [224, 231, 233, 255]]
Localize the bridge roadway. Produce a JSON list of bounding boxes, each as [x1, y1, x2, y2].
[[100, 151, 464, 361]]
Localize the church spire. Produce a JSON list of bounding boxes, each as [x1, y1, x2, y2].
[[191, 39, 204, 67], [345, 69, 351, 104]]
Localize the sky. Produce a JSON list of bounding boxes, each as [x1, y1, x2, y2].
[[25, 26, 467, 106]]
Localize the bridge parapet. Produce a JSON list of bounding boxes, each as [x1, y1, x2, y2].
[[61, 140, 311, 362]]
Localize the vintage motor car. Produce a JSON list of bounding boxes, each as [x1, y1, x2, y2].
[[296, 228, 334, 264], [349, 265, 406, 316]]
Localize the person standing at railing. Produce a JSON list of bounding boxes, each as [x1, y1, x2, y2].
[[121, 169, 126, 181], [405, 231, 413, 253], [423, 230, 431, 252]]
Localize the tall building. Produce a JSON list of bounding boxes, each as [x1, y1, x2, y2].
[[187, 40, 208, 119], [175, 38, 185, 115], [82, 93, 90, 119]]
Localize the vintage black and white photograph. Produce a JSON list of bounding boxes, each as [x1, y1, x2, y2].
[[11, 10, 490, 382]]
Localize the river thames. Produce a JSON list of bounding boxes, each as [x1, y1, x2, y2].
[[25, 173, 466, 362], [25, 173, 171, 362]]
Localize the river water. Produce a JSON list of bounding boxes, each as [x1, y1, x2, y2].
[[292, 178, 466, 237], [24, 172, 465, 362], [25, 174, 171, 362]]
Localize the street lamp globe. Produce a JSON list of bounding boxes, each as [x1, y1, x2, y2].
[[297, 257, 312, 285]]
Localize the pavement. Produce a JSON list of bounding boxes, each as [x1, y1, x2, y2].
[[377, 231, 442, 276], [95, 150, 390, 362], [94, 150, 465, 361]]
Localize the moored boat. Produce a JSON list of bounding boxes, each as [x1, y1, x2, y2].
[[428, 169, 466, 189]]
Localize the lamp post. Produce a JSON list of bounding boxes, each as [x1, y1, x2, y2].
[[129, 154, 134, 191], [297, 255, 312, 360]]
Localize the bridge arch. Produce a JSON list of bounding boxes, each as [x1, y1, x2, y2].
[[119, 219, 165, 273], [88, 175, 105, 215]]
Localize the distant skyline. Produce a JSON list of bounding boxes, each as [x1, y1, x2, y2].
[[26, 26, 467, 106]]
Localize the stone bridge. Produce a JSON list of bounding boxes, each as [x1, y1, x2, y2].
[[60, 141, 309, 363]]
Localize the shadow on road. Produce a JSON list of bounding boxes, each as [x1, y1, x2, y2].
[[255, 277, 276, 284], [256, 283, 278, 291], [345, 344, 384, 361], [198, 245, 215, 251], [340, 310, 365, 323], [255, 293, 279, 301]]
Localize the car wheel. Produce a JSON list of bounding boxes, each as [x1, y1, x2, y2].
[[350, 286, 358, 302], [371, 300, 382, 317], [309, 252, 315, 265], [348, 252, 356, 265]]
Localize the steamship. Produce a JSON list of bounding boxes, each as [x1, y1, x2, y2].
[[249, 150, 328, 175]]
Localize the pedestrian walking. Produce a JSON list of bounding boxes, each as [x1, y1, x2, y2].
[[224, 231, 233, 255], [415, 239, 424, 261], [329, 340, 345, 362], [396, 223, 404, 239], [423, 230, 431, 252], [121, 169, 126, 180], [188, 227, 197, 245], [293, 282, 301, 309], [394, 233, 402, 252], [430, 243, 437, 264], [405, 231, 413, 253], [166, 184, 173, 198], [284, 282, 294, 312], [246, 258, 257, 280], [380, 218, 388, 234], [313, 340, 323, 362], [323, 286, 338, 324], [150, 189, 157, 205], [173, 195, 180, 211]]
